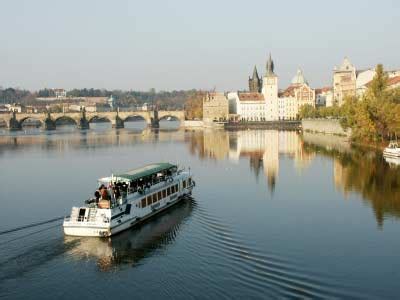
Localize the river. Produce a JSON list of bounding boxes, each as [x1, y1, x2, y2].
[[0, 123, 399, 299]]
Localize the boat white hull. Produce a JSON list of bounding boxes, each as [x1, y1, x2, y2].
[[63, 187, 193, 237], [63, 225, 111, 237], [383, 150, 400, 158]]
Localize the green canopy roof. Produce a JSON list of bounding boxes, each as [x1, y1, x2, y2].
[[114, 163, 176, 181]]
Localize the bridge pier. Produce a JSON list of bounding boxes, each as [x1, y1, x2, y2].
[[112, 110, 124, 129], [151, 110, 160, 128], [44, 112, 56, 130], [77, 108, 90, 130], [9, 111, 22, 131]]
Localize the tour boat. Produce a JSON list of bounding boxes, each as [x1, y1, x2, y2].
[[63, 163, 195, 237], [383, 141, 400, 158]]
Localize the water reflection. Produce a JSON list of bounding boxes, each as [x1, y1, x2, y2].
[[189, 129, 400, 227], [1, 128, 399, 228], [189, 129, 315, 191], [302, 141, 400, 227], [64, 199, 194, 271]]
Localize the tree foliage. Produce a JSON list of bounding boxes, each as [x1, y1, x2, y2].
[[184, 91, 205, 120]]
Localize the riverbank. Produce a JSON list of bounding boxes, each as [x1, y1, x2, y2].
[[224, 121, 301, 130], [301, 118, 351, 137]]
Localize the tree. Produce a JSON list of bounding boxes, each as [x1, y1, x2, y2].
[[184, 91, 204, 120], [341, 64, 400, 142]]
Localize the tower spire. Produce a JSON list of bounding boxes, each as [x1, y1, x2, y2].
[[266, 53, 275, 76], [252, 65, 259, 79]]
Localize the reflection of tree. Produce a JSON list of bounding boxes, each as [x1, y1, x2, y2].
[[303, 143, 400, 227]]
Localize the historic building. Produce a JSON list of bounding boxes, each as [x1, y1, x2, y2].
[[278, 69, 315, 120], [248, 66, 262, 92], [230, 54, 317, 121], [315, 87, 333, 107], [202, 92, 229, 123], [333, 57, 356, 106], [228, 92, 266, 121], [333, 57, 400, 105], [262, 54, 279, 121]]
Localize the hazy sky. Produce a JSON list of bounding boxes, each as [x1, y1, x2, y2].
[[1, 0, 399, 91]]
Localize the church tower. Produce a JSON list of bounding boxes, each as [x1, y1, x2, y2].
[[248, 66, 261, 92], [262, 54, 279, 121]]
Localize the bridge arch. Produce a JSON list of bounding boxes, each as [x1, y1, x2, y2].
[[0, 117, 6, 128], [88, 115, 112, 123], [124, 115, 147, 122], [19, 116, 43, 128], [55, 116, 77, 126], [158, 115, 181, 121]]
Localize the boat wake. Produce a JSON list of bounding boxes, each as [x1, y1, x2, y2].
[[190, 202, 370, 299], [0, 216, 64, 236]]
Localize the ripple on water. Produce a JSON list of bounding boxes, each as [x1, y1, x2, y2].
[[190, 202, 369, 299]]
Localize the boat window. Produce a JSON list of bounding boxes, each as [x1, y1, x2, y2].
[[158, 191, 162, 200], [183, 180, 187, 188], [147, 196, 152, 206], [189, 178, 192, 186], [171, 185, 175, 194], [167, 187, 171, 195], [152, 193, 157, 203], [162, 189, 167, 198], [141, 198, 146, 208], [175, 184, 179, 192]]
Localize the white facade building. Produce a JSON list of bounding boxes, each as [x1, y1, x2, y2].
[[228, 92, 266, 121], [54, 89, 67, 98], [229, 55, 317, 121], [315, 87, 334, 107]]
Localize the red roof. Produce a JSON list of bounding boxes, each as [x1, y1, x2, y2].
[[315, 86, 332, 94], [388, 76, 400, 86], [281, 86, 296, 97], [238, 92, 264, 101], [366, 75, 400, 87]]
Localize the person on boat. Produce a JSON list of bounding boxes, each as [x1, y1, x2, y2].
[[113, 185, 121, 200], [94, 190, 101, 203], [100, 185, 109, 200]]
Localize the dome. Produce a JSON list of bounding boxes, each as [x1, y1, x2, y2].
[[291, 68, 307, 85]]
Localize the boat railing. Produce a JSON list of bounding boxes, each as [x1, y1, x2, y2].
[[64, 212, 110, 224]]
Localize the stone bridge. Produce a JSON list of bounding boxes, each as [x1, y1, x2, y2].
[[0, 110, 185, 130]]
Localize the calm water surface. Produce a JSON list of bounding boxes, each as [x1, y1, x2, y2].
[[0, 124, 400, 299]]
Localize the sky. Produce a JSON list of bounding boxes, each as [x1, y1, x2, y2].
[[1, 0, 399, 91]]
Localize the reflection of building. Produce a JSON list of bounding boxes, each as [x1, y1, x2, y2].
[[202, 129, 230, 160], [227, 130, 314, 190], [202, 92, 229, 122]]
